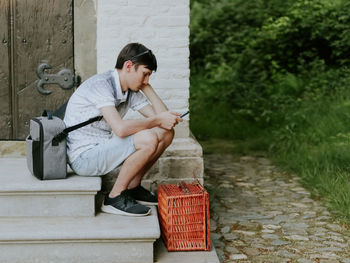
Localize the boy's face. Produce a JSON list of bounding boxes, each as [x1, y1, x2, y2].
[[127, 64, 152, 92]]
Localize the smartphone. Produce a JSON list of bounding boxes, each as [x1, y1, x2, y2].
[[180, 111, 189, 118]]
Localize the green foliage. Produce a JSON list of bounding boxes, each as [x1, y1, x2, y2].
[[269, 93, 350, 220], [190, 0, 350, 221], [190, 0, 350, 129]]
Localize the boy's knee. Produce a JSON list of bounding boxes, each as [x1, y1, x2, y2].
[[134, 130, 159, 153], [156, 128, 174, 147]]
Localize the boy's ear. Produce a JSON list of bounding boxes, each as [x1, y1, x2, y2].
[[124, 60, 133, 71]]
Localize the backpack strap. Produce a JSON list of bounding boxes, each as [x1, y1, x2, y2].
[[53, 101, 68, 118], [52, 115, 103, 146], [42, 110, 53, 120]]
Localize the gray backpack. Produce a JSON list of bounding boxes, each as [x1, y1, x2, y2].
[[26, 110, 102, 180]]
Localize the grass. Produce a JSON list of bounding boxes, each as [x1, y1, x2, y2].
[[192, 89, 350, 224], [270, 97, 350, 222]]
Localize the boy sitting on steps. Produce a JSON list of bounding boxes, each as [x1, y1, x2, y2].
[[64, 43, 182, 216]]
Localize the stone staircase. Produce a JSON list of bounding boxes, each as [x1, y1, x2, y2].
[[0, 140, 220, 263], [0, 158, 159, 263]]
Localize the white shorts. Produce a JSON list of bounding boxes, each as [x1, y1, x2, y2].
[[70, 135, 136, 176]]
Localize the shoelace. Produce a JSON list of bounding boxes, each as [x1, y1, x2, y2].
[[121, 191, 138, 207]]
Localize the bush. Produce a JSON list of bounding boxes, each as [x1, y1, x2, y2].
[[190, 0, 350, 221], [190, 0, 350, 135]]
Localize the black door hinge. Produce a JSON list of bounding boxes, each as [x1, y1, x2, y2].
[[36, 63, 81, 95]]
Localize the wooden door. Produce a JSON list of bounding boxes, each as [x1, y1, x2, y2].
[[0, 0, 74, 139], [0, 1, 11, 139]]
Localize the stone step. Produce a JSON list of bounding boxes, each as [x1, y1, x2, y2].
[[154, 238, 220, 263], [0, 137, 203, 158], [0, 158, 101, 217], [0, 208, 160, 263], [0, 138, 204, 193]]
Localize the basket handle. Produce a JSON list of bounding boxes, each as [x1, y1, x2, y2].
[[178, 180, 205, 194], [178, 181, 190, 194]]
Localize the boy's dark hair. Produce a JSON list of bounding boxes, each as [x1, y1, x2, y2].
[[115, 43, 157, 72]]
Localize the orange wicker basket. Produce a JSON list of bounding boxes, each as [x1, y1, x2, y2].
[[158, 181, 210, 251]]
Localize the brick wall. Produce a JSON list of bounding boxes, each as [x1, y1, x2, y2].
[[96, 0, 190, 132]]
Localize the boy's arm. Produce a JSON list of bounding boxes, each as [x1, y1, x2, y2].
[[138, 104, 156, 118], [140, 84, 168, 114], [100, 106, 180, 137]]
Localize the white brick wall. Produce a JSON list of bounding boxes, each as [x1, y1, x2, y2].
[[96, 0, 190, 125]]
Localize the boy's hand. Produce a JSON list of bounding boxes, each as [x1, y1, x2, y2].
[[156, 111, 183, 130]]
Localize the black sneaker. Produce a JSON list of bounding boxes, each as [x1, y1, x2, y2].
[[127, 185, 158, 206], [101, 190, 151, 216]]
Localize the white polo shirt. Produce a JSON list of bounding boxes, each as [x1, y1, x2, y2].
[[64, 69, 149, 163]]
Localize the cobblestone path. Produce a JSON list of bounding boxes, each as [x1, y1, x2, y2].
[[204, 154, 350, 263]]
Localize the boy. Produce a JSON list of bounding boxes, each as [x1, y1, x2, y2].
[[64, 43, 182, 216]]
